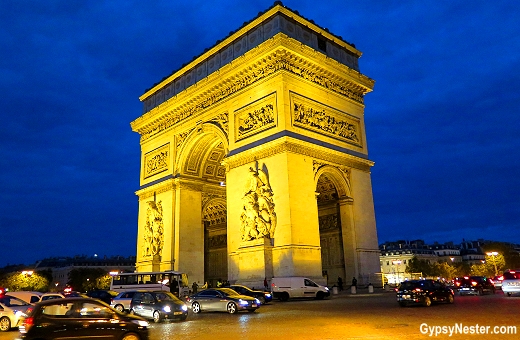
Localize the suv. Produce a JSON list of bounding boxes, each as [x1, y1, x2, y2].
[[129, 291, 188, 323], [396, 280, 454, 307], [456, 276, 495, 295], [502, 270, 520, 296]]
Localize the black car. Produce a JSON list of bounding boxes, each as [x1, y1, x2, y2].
[[456, 276, 496, 295], [129, 291, 188, 323], [229, 284, 273, 304], [396, 280, 454, 307], [86, 289, 120, 304], [18, 297, 149, 340]]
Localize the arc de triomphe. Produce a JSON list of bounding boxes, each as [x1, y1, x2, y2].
[[130, 2, 381, 288]]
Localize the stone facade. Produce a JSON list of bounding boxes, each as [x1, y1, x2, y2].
[[131, 2, 380, 288]]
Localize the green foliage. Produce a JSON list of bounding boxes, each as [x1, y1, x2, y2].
[[67, 268, 110, 292], [0, 272, 50, 292]]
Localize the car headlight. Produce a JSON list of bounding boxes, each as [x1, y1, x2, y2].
[[132, 319, 149, 327], [163, 306, 171, 313], [181, 304, 188, 312], [255, 298, 261, 304], [264, 293, 271, 298], [324, 287, 329, 291], [238, 299, 249, 305]]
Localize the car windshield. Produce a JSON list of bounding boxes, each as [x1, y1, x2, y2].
[[219, 288, 241, 297], [399, 281, 422, 290], [155, 292, 181, 302]]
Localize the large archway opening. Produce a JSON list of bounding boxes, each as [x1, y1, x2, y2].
[[316, 171, 346, 287], [179, 126, 228, 287]]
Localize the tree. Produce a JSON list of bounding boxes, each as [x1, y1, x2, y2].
[[433, 262, 457, 280], [67, 268, 110, 291], [406, 256, 434, 277], [0, 271, 49, 292]]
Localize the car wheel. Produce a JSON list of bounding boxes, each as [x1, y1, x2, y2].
[[507, 292, 512, 297], [316, 291, 325, 300], [447, 294, 454, 304], [121, 332, 140, 340], [280, 292, 289, 302], [0, 317, 11, 332], [423, 297, 432, 307], [153, 311, 161, 323], [192, 302, 201, 314], [260, 296, 267, 304], [227, 302, 237, 314], [114, 304, 125, 313]]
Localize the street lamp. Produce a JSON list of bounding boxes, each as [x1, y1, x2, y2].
[[392, 260, 402, 284], [486, 252, 499, 276]]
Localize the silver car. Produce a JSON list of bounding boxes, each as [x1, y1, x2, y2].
[[502, 271, 520, 296], [110, 291, 138, 312], [186, 288, 260, 314], [0, 295, 33, 331]]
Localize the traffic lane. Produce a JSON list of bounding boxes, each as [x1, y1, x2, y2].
[[149, 291, 519, 340]]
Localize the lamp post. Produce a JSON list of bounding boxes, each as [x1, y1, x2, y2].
[[392, 260, 402, 284], [486, 252, 499, 276]]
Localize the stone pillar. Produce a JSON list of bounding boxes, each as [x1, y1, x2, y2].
[[174, 181, 204, 285], [230, 238, 273, 288], [338, 196, 359, 282]]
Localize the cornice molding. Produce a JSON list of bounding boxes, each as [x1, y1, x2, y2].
[[222, 136, 373, 172], [131, 34, 374, 142]]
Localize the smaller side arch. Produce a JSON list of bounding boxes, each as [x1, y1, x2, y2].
[[314, 164, 351, 199]]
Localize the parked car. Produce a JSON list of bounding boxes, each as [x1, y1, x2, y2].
[[110, 291, 138, 312], [491, 275, 503, 289], [186, 288, 260, 314], [18, 297, 149, 340], [228, 284, 272, 304], [0, 295, 33, 331], [86, 289, 119, 304], [501, 270, 520, 296], [129, 291, 188, 322], [456, 276, 495, 295], [271, 277, 329, 301], [5, 291, 42, 304], [396, 279, 454, 307]]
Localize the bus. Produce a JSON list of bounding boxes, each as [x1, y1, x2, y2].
[[109, 271, 189, 296]]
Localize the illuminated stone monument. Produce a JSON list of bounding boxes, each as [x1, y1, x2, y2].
[[130, 2, 381, 287]]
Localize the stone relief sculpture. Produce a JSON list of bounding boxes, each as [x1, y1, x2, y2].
[[143, 200, 164, 257], [240, 165, 277, 241]]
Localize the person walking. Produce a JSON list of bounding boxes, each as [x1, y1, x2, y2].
[[192, 281, 198, 294], [351, 277, 357, 288], [337, 277, 343, 291], [264, 277, 269, 291]]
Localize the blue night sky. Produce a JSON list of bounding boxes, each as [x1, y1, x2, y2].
[[1, 1, 519, 267]]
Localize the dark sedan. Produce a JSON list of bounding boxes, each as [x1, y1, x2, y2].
[[86, 289, 120, 304], [186, 288, 260, 314], [229, 284, 272, 304], [18, 297, 149, 340], [129, 291, 188, 322], [396, 279, 454, 307], [456, 276, 496, 295]]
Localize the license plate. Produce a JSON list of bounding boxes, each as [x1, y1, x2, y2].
[[252, 304, 257, 307], [401, 295, 411, 300], [461, 288, 469, 290], [174, 311, 183, 315]]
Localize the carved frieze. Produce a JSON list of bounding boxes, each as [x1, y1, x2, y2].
[[313, 160, 351, 183], [210, 113, 229, 135], [319, 214, 339, 232], [235, 93, 276, 141], [291, 93, 362, 147], [240, 164, 277, 241], [207, 234, 227, 249], [144, 144, 169, 179], [137, 48, 368, 142], [143, 200, 164, 257]]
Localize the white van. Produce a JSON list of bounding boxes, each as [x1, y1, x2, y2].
[[6, 291, 42, 304], [271, 277, 330, 301]]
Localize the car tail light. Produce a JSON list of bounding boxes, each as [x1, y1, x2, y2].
[[185, 297, 191, 302], [471, 281, 478, 286], [455, 282, 461, 286], [414, 288, 422, 292], [20, 316, 34, 333]]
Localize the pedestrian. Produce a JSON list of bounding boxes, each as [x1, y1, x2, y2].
[[192, 281, 198, 294], [337, 277, 343, 291], [351, 277, 357, 288], [264, 277, 268, 291]]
